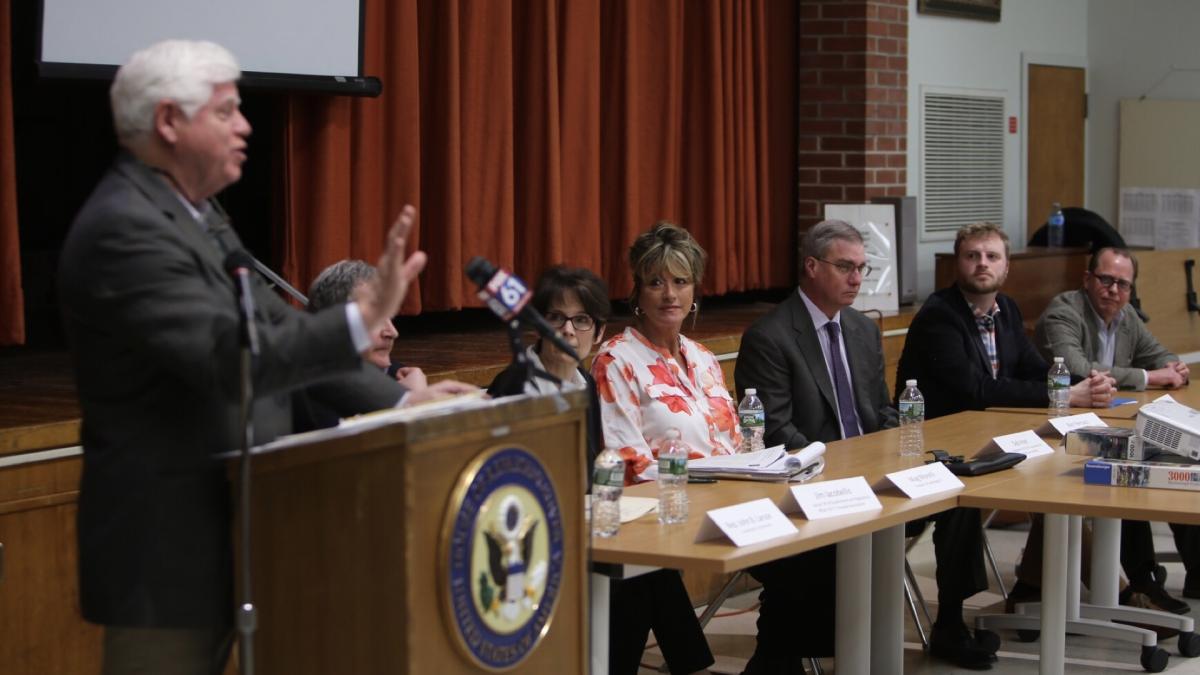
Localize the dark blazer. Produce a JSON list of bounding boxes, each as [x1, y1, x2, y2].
[[487, 360, 603, 486], [59, 154, 404, 628], [896, 285, 1048, 419], [735, 291, 897, 448]]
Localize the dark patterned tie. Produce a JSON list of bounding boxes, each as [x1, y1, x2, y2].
[[203, 205, 235, 256], [826, 321, 861, 439]]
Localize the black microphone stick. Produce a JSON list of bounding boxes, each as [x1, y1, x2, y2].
[[224, 250, 262, 355], [464, 256, 581, 363], [222, 249, 259, 675]]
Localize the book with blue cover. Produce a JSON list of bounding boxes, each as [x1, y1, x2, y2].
[[1083, 457, 1200, 492]]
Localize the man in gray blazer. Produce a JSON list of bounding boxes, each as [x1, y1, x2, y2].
[[59, 39, 471, 674], [734, 220, 898, 672], [1035, 247, 1197, 601], [1036, 247, 1188, 390]]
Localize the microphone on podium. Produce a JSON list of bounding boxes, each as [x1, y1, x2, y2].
[[464, 257, 581, 363], [223, 250, 261, 356]]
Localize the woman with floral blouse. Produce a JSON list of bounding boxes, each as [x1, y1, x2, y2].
[[592, 221, 741, 481], [590, 221, 740, 675]]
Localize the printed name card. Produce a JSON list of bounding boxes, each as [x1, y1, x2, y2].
[[694, 498, 798, 546], [992, 429, 1055, 458], [788, 476, 882, 520], [879, 462, 964, 499], [1037, 412, 1107, 437]]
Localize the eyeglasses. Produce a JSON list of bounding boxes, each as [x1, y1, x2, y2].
[[816, 258, 873, 277], [544, 311, 596, 331], [1092, 274, 1133, 292]]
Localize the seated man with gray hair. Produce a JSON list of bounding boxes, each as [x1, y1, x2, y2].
[[294, 259, 431, 430], [736, 219, 903, 672], [308, 259, 427, 387]]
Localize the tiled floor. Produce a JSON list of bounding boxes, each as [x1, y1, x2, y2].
[[635, 521, 1200, 674]]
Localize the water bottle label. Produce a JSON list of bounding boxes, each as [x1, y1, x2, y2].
[[899, 401, 924, 419], [658, 456, 688, 476], [739, 411, 765, 427], [593, 466, 624, 488], [1048, 374, 1070, 390]]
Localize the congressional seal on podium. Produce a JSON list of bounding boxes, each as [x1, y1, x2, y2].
[[442, 445, 565, 670]]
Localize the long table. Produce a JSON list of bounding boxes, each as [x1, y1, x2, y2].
[[591, 411, 1074, 674], [988, 383, 1200, 420], [593, 391, 1200, 674]]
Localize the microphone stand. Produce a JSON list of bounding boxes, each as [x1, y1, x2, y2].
[[249, 256, 308, 307], [504, 320, 560, 392], [231, 268, 260, 675]]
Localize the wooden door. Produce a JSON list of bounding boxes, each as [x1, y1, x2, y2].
[[1027, 65, 1086, 240]]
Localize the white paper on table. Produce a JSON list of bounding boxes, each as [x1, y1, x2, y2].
[[1155, 394, 1178, 404], [618, 496, 658, 523], [689, 443, 825, 478], [1037, 412, 1107, 437]]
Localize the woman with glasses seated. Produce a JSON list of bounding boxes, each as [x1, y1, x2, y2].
[[487, 265, 609, 470]]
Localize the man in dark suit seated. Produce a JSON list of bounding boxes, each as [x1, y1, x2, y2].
[[735, 219, 900, 673], [895, 221, 1116, 664], [58, 39, 471, 675], [1034, 247, 1195, 610], [295, 259, 433, 430]]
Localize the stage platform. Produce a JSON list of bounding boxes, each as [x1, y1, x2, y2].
[[0, 299, 795, 456]]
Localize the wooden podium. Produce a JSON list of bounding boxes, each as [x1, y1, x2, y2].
[[241, 392, 591, 674]]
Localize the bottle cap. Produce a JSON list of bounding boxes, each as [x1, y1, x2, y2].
[[1054, 356, 1064, 363], [905, 379, 917, 387], [745, 388, 756, 395]]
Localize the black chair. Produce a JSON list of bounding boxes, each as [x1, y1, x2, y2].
[[1028, 207, 1146, 321], [1028, 206, 1127, 250]]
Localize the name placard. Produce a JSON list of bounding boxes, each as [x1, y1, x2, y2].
[[694, 498, 798, 546], [1038, 412, 1107, 437], [992, 429, 1055, 458], [788, 476, 882, 519], [879, 461, 964, 499]]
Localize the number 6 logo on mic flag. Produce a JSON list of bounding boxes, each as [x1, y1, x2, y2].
[[479, 269, 532, 321]]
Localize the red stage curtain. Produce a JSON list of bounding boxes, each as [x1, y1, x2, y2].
[[281, 0, 797, 312], [0, 0, 24, 344]]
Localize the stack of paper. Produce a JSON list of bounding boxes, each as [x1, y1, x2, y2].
[[689, 443, 826, 482]]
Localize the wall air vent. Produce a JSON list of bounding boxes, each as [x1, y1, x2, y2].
[[920, 90, 1005, 240]]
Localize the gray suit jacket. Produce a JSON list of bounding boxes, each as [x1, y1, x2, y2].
[[59, 153, 404, 628], [735, 291, 897, 448], [1035, 289, 1176, 391]]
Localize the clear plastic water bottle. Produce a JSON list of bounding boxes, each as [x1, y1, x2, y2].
[[1048, 202, 1065, 247], [898, 379, 925, 457], [738, 388, 766, 453], [1048, 356, 1071, 417], [592, 447, 624, 538], [657, 428, 689, 524]]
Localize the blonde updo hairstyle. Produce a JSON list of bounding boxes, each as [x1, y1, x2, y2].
[[627, 221, 708, 315]]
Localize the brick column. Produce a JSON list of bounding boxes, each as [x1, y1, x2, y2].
[[798, 0, 908, 229]]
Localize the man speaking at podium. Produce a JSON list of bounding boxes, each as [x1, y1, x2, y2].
[[58, 39, 467, 674]]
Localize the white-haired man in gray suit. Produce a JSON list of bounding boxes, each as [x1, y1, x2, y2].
[[59, 39, 470, 674]]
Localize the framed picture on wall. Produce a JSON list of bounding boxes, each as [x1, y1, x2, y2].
[[917, 0, 1001, 22]]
